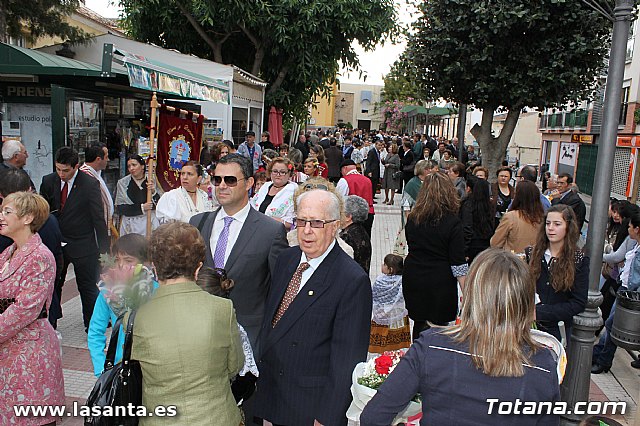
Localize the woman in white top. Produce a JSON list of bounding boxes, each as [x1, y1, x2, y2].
[[156, 161, 217, 223], [250, 157, 297, 229]]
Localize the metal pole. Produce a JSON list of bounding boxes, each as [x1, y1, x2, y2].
[[457, 104, 467, 162], [560, 1, 634, 424]]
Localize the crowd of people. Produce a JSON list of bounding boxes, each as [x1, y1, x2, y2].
[[0, 127, 630, 426]]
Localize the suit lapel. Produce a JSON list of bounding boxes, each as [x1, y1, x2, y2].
[[264, 249, 301, 328], [225, 206, 258, 271], [202, 209, 220, 268], [263, 245, 341, 353], [64, 172, 83, 209]]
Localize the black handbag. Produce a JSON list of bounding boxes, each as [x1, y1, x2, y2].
[[85, 311, 142, 426]]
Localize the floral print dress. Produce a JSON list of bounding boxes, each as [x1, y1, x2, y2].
[[0, 234, 65, 425]]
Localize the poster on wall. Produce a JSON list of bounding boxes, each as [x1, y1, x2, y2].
[[1, 121, 21, 142], [4, 103, 53, 189], [558, 142, 578, 167]]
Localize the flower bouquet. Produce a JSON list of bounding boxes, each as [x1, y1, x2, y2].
[[97, 256, 155, 317], [346, 350, 422, 425]]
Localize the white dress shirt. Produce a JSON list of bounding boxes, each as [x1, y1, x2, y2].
[[60, 170, 79, 197], [209, 202, 252, 266], [296, 239, 336, 294], [335, 178, 349, 197]]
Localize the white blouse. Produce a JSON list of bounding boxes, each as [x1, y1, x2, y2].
[[156, 187, 215, 223], [250, 181, 297, 226]]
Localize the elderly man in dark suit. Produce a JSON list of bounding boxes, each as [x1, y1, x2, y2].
[[40, 147, 109, 329], [552, 172, 587, 232], [190, 153, 288, 353], [253, 189, 372, 426]]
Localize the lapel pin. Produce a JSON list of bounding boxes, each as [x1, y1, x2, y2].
[[308, 290, 314, 296]]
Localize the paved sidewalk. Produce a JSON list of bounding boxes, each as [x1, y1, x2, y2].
[[54, 196, 637, 425]]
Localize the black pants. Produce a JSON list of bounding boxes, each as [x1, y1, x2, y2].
[[58, 250, 100, 329], [363, 213, 374, 237], [412, 320, 429, 341], [369, 176, 379, 198]]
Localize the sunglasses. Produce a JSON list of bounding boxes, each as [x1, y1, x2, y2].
[[212, 176, 246, 187], [294, 218, 337, 228]]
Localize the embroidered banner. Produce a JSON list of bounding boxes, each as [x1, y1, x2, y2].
[[156, 105, 204, 192]]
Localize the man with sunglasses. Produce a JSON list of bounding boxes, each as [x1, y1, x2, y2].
[[253, 189, 372, 426], [190, 153, 288, 354]]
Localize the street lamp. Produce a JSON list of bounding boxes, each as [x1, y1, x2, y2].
[[560, 1, 635, 424]]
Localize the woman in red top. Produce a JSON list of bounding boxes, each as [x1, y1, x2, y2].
[[309, 145, 329, 179]]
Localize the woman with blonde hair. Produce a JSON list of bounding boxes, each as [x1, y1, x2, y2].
[[0, 192, 65, 426], [403, 172, 467, 339], [361, 249, 561, 425], [308, 145, 328, 179], [526, 204, 589, 342]]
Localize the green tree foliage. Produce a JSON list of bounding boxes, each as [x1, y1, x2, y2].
[[119, 0, 398, 121], [381, 52, 423, 103], [0, 0, 85, 44], [407, 0, 613, 180]]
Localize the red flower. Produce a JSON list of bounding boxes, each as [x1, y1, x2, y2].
[[374, 355, 394, 375]]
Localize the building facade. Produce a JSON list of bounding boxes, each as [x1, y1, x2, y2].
[[539, 19, 640, 200]]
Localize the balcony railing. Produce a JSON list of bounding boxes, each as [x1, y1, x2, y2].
[[539, 109, 588, 130]]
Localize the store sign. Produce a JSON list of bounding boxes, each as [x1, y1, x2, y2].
[[1, 84, 52, 102], [570, 134, 593, 144], [125, 64, 229, 105], [616, 136, 640, 147]]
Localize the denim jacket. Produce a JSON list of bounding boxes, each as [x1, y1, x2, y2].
[[626, 245, 640, 291]]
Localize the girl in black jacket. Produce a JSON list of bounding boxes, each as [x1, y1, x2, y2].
[[527, 205, 589, 342]]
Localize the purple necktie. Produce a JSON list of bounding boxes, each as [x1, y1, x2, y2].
[[213, 216, 234, 269]]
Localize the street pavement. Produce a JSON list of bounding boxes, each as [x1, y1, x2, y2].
[[54, 196, 636, 425]]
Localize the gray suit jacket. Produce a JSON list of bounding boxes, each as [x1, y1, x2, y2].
[[190, 206, 288, 355]]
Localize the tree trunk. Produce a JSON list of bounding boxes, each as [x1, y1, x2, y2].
[[267, 59, 293, 96], [175, 1, 224, 63], [470, 107, 520, 183]]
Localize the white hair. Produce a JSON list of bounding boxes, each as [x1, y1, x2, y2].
[[296, 189, 341, 221], [2, 140, 22, 161]]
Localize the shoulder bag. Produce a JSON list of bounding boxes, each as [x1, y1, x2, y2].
[[85, 311, 142, 426]]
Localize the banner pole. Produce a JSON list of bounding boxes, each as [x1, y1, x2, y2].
[[146, 92, 159, 238]]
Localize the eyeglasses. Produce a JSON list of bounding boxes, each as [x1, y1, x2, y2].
[[271, 170, 289, 176], [294, 218, 337, 228], [212, 176, 246, 187], [303, 183, 328, 191]]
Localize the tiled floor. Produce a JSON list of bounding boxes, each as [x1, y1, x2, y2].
[[51, 195, 637, 425]]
